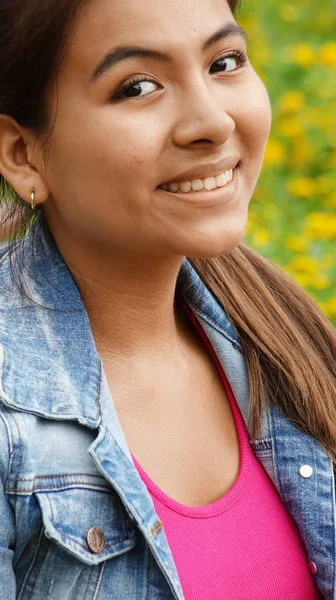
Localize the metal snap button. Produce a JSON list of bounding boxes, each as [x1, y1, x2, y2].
[[309, 561, 317, 575], [87, 527, 106, 553], [299, 465, 313, 478]]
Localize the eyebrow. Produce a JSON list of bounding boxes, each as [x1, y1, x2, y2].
[[90, 22, 247, 84]]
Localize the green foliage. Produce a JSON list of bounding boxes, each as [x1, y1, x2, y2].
[[239, 0, 336, 323]]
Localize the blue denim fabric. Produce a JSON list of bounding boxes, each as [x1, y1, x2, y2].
[[0, 231, 334, 600]]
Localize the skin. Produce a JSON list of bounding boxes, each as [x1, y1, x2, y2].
[[0, 0, 271, 418]]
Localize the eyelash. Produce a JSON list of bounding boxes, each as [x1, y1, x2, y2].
[[111, 49, 249, 102]]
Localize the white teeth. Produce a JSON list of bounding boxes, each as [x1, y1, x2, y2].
[[204, 177, 217, 190], [180, 181, 192, 193], [191, 179, 204, 191], [160, 168, 235, 193], [216, 173, 227, 187]]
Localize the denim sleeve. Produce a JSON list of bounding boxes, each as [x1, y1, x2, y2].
[[0, 412, 16, 600]]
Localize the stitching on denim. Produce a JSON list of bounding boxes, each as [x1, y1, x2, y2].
[[17, 527, 45, 600], [0, 410, 14, 489], [95, 359, 103, 424], [92, 561, 106, 600], [145, 541, 151, 600], [331, 463, 336, 596], [83, 560, 94, 600], [6, 482, 116, 493], [46, 493, 56, 526], [8, 472, 107, 482], [3, 406, 98, 426], [7, 412, 24, 479], [187, 304, 242, 352]]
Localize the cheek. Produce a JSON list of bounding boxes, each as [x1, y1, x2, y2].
[[51, 103, 161, 190], [95, 122, 162, 188], [235, 79, 272, 156]]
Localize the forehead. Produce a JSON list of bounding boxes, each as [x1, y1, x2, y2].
[[64, 0, 235, 74]]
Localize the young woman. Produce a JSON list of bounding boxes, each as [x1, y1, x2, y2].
[[0, 0, 335, 598]]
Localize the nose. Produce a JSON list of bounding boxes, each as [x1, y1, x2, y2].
[[172, 78, 236, 147]]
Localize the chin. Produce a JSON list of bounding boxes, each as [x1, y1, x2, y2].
[[184, 227, 247, 260]]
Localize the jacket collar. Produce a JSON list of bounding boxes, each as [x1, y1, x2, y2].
[[0, 229, 241, 428]]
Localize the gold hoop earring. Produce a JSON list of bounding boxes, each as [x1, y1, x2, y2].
[[30, 187, 36, 210]]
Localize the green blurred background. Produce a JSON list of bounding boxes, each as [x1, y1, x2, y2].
[[238, 0, 336, 325]]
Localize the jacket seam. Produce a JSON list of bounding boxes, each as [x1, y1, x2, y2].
[[6, 412, 24, 480], [6, 482, 116, 494], [17, 526, 46, 600], [186, 303, 242, 352], [0, 410, 15, 490], [7, 471, 107, 481], [95, 359, 103, 424], [146, 542, 151, 600], [26, 528, 48, 600], [0, 402, 99, 427], [331, 463, 336, 599], [93, 562, 106, 600], [83, 563, 94, 600]]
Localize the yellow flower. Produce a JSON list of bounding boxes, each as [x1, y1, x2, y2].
[[289, 255, 319, 274], [324, 298, 336, 318], [319, 43, 336, 68], [316, 299, 328, 314], [279, 91, 305, 114], [302, 109, 336, 132], [292, 273, 314, 288], [312, 274, 331, 290], [327, 152, 336, 169], [291, 140, 315, 168], [287, 178, 317, 198], [285, 236, 309, 253], [263, 138, 286, 166], [304, 212, 336, 239], [325, 192, 336, 209], [289, 271, 331, 291], [279, 118, 304, 138], [314, 175, 335, 196], [252, 229, 270, 247], [291, 44, 315, 67]]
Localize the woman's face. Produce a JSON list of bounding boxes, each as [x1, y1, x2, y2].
[[40, 0, 272, 259]]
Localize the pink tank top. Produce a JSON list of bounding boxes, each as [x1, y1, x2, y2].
[[131, 302, 322, 599]]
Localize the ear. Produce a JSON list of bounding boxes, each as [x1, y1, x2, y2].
[[0, 115, 50, 208]]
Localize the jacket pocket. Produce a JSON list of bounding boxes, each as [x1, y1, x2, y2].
[[35, 486, 138, 565]]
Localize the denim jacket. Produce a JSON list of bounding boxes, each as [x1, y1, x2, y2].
[[0, 231, 335, 600]]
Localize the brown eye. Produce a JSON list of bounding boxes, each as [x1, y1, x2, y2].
[[112, 77, 159, 101], [123, 80, 158, 98], [210, 51, 248, 74]]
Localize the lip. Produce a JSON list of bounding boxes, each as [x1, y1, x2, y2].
[[157, 165, 239, 207], [158, 156, 240, 186]]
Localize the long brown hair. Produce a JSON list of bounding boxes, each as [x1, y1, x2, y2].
[[1, 0, 336, 460]]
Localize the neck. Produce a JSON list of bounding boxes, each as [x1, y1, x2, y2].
[[57, 236, 192, 361]]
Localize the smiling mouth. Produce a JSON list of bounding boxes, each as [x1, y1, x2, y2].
[[158, 168, 236, 194]]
